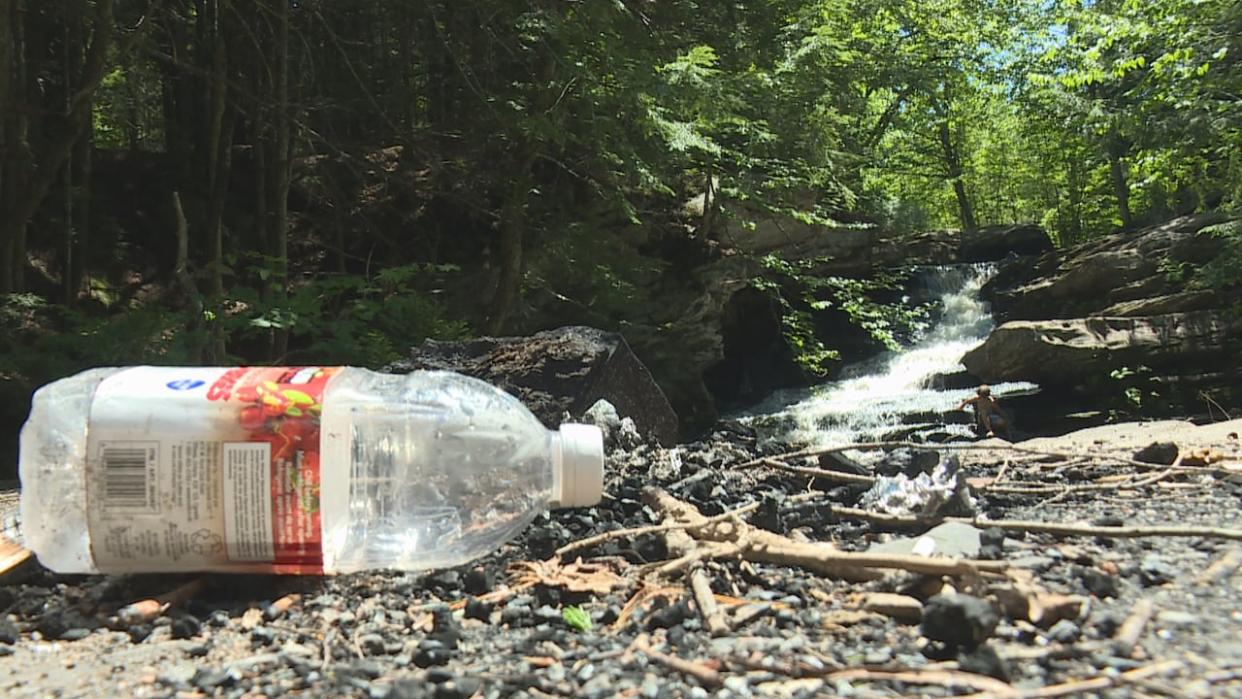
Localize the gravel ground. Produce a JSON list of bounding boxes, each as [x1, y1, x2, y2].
[[1, 419, 1241, 698]]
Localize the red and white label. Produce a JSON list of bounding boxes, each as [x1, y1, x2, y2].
[[85, 366, 341, 574]]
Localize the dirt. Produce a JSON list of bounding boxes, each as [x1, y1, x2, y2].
[[1, 419, 1240, 698]]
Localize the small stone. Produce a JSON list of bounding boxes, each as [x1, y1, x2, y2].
[[647, 599, 693, 629], [1080, 567, 1120, 598], [171, 615, 202, 640], [425, 668, 454, 684], [348, 659, 384, 679], [127, 625, 153, 643], [463, 567, 495, 595], [251, 626, 278, 646], [60, 628, 91, 642], [185, 643, 210, 658], [0, 646, 13, 657], [193, 668, 233, 691], [207, 610, 231, 627], [160, 663, 197, 687], [435, 677, 482, 699], [359, 633, 387, 656], [723, 675, 751, 693], [957, 644, 1009, 681], [863, 648, 893, 665], [1139, 555, 1175, 586], [0, 619, 20, 645], [414, 640, 451, 668], [1047, 619, 1081, 643], [921, 594, 998, 649], [1134, 442, 1179, 465], [464, 598, 492, 622]]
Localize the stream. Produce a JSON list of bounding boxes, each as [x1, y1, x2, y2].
[[735, 264, 1037, 456]]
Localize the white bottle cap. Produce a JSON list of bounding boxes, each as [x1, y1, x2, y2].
[[553, 423, 604, 508]]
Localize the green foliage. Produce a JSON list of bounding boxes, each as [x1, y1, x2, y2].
[[1195, 219, 1242, 289], [561, 605, 592, 632], [754, 254, 932, 375]]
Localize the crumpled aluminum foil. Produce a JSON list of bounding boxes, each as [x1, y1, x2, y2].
[[859, 452, 977, 518]]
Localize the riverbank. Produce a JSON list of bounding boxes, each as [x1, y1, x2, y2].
[[1, 418, 1239, 697]]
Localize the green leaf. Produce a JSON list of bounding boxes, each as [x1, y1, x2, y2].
[[562, 606, 593, 632]]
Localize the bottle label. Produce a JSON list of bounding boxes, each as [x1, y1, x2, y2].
[[85, 366, 342, 573]]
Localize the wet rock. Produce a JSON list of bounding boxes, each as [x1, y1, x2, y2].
[[979, 527, 1006, 560], [921, 594, 998, 649], [1134, 442, 1180, 465]]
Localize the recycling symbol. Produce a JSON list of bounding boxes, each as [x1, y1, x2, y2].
[[191, 529, 224, 556]]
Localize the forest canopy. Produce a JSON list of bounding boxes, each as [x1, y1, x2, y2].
[[0, 0, 1238, 381]]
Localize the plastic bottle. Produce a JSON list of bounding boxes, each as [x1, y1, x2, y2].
[[19, 366, 604, 575]]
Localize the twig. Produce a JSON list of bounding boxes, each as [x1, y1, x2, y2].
[[1114, 598, 1155, 658], [689, 566, 729, 636], [757, 458, 877, 486], [990, 659, 1183, 698], [556, 500, 763, 557], [741, 441, 1226, 476], [1196, 547, 1242, 586], [633, 638, 722, 688], [821, 667, 1015, 695], [824, 505, 1242, 542]]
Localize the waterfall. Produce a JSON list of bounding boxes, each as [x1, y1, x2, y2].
[[734, 264, 1036, 453]]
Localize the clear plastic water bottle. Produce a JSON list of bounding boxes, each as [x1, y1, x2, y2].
[[19, 366, 604, 575]]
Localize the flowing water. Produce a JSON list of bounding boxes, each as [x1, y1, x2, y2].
[[735, 264, 1037, 456]]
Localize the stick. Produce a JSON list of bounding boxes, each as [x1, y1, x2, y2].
[[821, 668, 1015, 695], [1196, 547, 1242, 586], [555, 500, 764, 557], [644, 488, 1007, 579], [741, 441, 1225, 476], [689, 567, 729, 636], [1008, 660, 1182, 698], [823, 505, 1242, 542], [634, 639, 722, 688], [1114, 598, 1155, 658], [758, 458, 877, 486]]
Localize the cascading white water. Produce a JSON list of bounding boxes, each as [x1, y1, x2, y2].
[[735, 264, 1036, 454]]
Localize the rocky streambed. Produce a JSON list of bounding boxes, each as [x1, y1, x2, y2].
[[2, 416, 1241, 698]]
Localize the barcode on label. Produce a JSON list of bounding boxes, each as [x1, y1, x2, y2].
[[100, 442, 158, 512]]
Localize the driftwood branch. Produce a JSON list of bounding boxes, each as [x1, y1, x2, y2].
[[1113, 598, 1155, 658]]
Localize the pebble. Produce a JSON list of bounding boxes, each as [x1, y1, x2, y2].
[[414, 640, 451, 668], [1047, 619, 1081, 643], [0, 619, 20, 645], [957, 643, 1009, 681], [193, 668, 233, 691], [359, 633, 388, 655], [1139, 555, 1176, 586], [171, 615, 202, 640], [921, 594, 998, 649]]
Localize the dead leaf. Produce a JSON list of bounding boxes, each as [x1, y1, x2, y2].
[[508, 558, 630, 595]]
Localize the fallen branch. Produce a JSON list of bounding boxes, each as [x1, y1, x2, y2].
[[741, 441, 1226, 476], [643, 488, 1007, 581], [992, 659, 1183, 698], [689, 567, 729, 636]]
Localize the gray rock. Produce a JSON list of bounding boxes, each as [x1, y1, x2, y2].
[[868, 521, 982, 558]]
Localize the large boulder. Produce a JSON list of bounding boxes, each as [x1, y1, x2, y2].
[[958, 224, 1053, 263], [387, 326, 680, 445], [984, 213, 1236, 321], [961, 311, 1242, 386]]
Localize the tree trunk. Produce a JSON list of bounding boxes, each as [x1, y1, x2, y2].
[[205, 0, 231, 302], [938, 118, 976, 232], [0, 0, 17, 294], [486, 51, 556, 334], [71, 123, 91, 301], [271, 0, 291, 358], [1107, 130, 1133, 229]]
